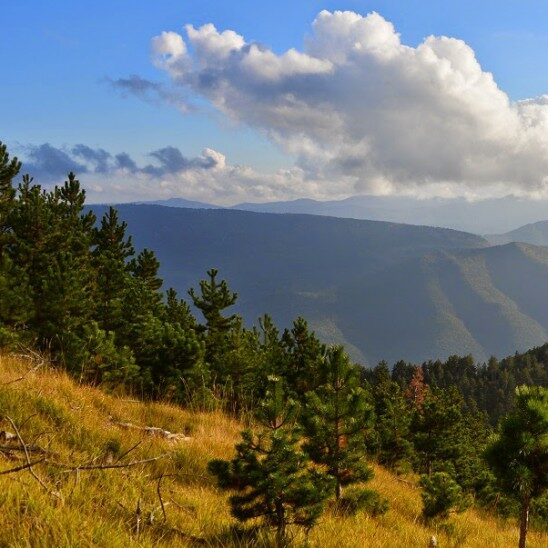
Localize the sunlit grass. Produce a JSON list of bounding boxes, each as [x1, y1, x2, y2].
[[0, 353, 545, 547]]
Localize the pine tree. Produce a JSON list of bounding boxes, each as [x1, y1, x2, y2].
[[420, 472, 469, 520], [485, 386, 548, 548], [302, 346, 374, 502], [281, 317, 325, 395], [0, 141, 20, 255], [131, 248, 162, 292], [165, 287, 196, 330], [92, 207, 134, 333], [208, 377, 333, 544], [189, 268, 239, 373], [368, 367, 415, 471]]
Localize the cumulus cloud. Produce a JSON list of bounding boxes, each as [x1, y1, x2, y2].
[[147, 10, 548, 198], [18, 142, 306, 204]]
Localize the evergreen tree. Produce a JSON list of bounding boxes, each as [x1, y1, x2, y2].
[[189, 268, 238, 334], [165, 287, 196, 330], [131, 248, 162, 292], [485, 386, 548, 548], [302, 346, 374, 502], [189, 268, 239, 375], [368, 365, 415, 471], [0, 141, 20, 254], [420, 472, 469, 520], [92, 207, 134, 333], [281, 317, 325, 395], [208, 377, 333, 544]]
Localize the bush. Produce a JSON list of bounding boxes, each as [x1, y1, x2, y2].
[[335, 487, 389, 517], [420, 472, 469, 520]]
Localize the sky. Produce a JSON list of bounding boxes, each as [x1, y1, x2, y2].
[[2, 1, 548, 204]]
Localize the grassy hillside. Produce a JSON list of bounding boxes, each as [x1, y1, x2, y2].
[[1, 354, 545, 547], [89, 205, 548, 365]]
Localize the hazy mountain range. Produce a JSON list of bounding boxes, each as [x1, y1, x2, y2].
[[92, 204, 548, 366], [487, 221, 548, 246], [135, 194, 548, 235]]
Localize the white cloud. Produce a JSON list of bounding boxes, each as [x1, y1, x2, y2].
[[148, 10, 548, 199]]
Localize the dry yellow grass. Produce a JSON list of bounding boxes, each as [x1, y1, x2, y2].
[[0, 353, 545, 547]]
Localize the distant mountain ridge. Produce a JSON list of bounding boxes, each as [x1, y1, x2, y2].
[[487, 220, 548, 246], [89, 204, 548, 365], [124, 194, 548, 234]]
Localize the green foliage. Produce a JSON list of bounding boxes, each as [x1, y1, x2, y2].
[[485, 385, 548, 547], [281, 317, 325, 395], [335, 487, 389, 517], [420, 472, 469, 520], [485, 386, 548, 501], [208, 377, 333, 542], [92, 206, 134, 333], [302, 346, 374, 500], [367, 362, 415, 471]]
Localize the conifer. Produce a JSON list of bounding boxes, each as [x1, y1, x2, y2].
[[208, 377, 333, 544], [302, 346, 374, 501]]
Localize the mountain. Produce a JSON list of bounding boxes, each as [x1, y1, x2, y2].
[[119, 194, 548, 234], [487, 220, 548, 246], [91, 205, 548, 365], [232, 195, 548, 234], [135, 197, 219, 209]]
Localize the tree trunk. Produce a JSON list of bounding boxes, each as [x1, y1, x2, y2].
[[519, 496, 530, 548], [275, 500, 286, 547], [335, 479, 341, 500]]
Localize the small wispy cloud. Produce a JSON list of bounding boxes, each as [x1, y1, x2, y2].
[[105, 74, 191, 113]]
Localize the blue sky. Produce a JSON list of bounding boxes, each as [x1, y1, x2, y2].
[[2, 1, 548, 203]]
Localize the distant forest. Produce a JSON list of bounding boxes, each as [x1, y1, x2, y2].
[[0, 142, 546, 545]]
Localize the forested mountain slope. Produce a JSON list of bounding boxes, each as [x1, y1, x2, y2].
[[93, 205, 548, 364]]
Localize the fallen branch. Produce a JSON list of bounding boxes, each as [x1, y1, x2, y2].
[[110, 419, 191, 442], [1, 360, 43, 386], [58, 453, 170, 472], [0, 458, 46, 475], [157, 473, 167, 523], [0, 444, 51, 454], [5, 416, 60, 499]]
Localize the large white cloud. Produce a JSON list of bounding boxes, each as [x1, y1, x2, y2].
[[149, 10, 548, 199]]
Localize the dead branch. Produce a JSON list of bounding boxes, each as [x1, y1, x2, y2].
[[1, 359, 43, 386], [110, 419, 191, 442], [0, 458, 46, 475], [114, 440, 142, 464], [5, 416, 60, 499], [58, 453, 170, 472], [157, 473, 167, 523]]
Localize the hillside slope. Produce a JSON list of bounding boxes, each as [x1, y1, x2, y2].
[[89, 206, 548, 364], [1, 354, 545, 547]]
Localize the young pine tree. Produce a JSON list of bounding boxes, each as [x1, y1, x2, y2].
[[302, 346, 375, 503], [281, 317, 325, 396], [208, 377, 333, 544], [485, 386, 548, 548], [92, 206, 134, 333], [189, 268, 239, 376]]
